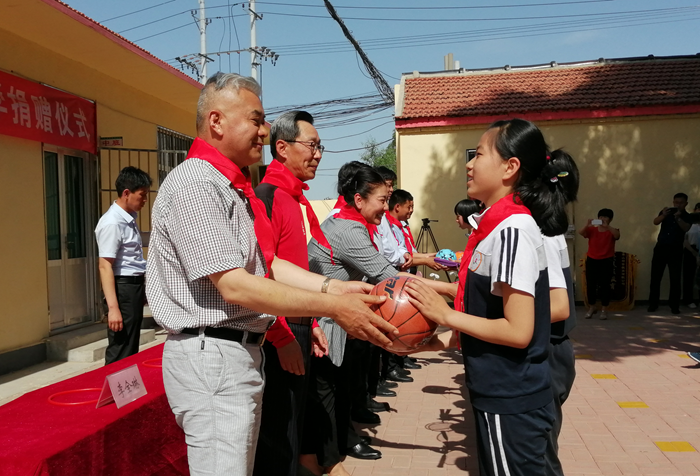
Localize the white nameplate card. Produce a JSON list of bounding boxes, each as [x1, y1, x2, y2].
[[96, 364, 148, 409]]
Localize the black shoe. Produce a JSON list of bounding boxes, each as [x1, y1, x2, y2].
[[396, 367, 411, 376], [352, 409, 381, 424], [360, 435, 372, 445], [403, 360, 422, 370], [672, 307, 681, 314], [376, 385, 397, 397], [379, 379, 398, 389], [386, 369, 413, 383], [367, 397, 389, 412], [647, 305, 658, 312], [346, 442, 382, 460]]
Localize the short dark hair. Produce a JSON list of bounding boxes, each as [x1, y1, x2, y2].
[[674, 192, 688, 201], [270, 110, 314, 159], [694, 202, 700, 210], [375, 166, 397, 183], [454, 199, 482, 221], [389, 189, 413, 209], [116, 166, 152, 197], [598, 208, 614, 220]]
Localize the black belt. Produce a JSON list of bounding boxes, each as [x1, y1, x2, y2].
[[181, 327, 266, 346], [114, 275, 145, 284], [286, 317, 313, 326]]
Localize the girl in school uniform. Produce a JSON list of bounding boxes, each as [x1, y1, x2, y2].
[[406, 119, 575, 476], [539, 151, 580, 476]]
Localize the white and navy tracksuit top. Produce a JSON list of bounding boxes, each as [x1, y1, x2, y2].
[[460, 213, 553, 415], [544, 234, 577, 340]]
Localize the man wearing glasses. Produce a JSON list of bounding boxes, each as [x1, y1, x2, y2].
[[253, 110, 331, 476]]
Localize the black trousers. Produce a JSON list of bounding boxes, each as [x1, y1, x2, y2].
[[253, 323, 312, 476], [585, 256, 614, 307], [301, 352, 360, 468], [683, 248, 697, 305], [649, 243, 684, 309], [343, 339, 372, 412], [473, 402, 554, 476], [544, 338, 576, 476], [105, 280, 145, 365]]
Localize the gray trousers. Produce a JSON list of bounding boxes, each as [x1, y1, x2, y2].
[[163, 333, 265, 476]]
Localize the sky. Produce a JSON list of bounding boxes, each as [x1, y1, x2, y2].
[[65, 0, 700, 199]]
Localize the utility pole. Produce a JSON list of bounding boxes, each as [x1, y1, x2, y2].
[[198, 0, 207, 83], [249, 0, 262, 80]]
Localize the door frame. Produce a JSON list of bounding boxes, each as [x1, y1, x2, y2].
[[43, 145, 100, 333]]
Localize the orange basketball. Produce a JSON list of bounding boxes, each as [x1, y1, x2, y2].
[[370, 276, 438, 352]]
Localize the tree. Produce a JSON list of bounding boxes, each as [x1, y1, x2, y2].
[[360, 133, 396, 172]]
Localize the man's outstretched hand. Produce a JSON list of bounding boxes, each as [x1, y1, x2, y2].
[[331, 293, 397, 347]]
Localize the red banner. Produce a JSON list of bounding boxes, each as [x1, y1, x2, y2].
[[0, 70, 97, 154]]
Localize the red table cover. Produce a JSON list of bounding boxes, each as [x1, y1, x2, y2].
[[0, 344, 188, 475]]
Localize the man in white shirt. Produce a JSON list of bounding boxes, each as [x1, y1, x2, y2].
[[94, 166, 152, 364]]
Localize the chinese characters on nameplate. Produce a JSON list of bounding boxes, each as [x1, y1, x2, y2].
[[96, 365, 148, 409]]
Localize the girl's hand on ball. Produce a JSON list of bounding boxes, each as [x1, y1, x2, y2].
[[405, 280, 451, 326]]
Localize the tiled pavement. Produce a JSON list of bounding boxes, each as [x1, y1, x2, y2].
[[3, 306, 700, 475], [343, 305, 700, 475]]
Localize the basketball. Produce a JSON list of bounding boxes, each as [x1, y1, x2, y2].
[[370, 276, 438, 352]]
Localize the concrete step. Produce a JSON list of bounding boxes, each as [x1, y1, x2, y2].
[[46, 324, 109, 361], [66, 329, 156, 363]]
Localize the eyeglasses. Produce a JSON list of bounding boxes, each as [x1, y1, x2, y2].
[[287, 140, 325, 155]]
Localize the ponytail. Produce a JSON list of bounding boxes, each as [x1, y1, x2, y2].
[[489, 119, 579, 236], [338, 165, 385, 205]]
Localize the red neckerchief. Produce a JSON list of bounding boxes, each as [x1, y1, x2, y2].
[[385, 212, 413, 256], [186, 137, 275, 271], [333, 195, 346, 210], [405, 223, 416, 251], [336, 204, 379, 251], [262, 159, 334, 264], [455, 194, 531, 312]]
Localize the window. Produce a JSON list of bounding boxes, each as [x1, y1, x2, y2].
[[157, 126, 193, 185]]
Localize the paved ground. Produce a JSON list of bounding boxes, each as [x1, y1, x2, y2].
[[3, 306, 700, 475], [344, 305, 700, 475]]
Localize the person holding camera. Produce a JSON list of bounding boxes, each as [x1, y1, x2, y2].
[[578, 209, 620, 320], [648, 193, 691, 314]]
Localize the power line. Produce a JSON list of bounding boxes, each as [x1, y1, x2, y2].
[[325, 138, 392, 154], [323, 0, 394, 103], [134, 22, 192, 41], [253, 0, 615, 10], [257, 5, 699, 23], [100, 0, 177, 23], [323, 120, 395, 141], [265, 8, 700, 56], [133, 14, 248, 42]]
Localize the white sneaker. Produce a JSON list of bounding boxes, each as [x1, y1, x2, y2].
[[585, 307, 597, 319], [599, 310, 608, 320], [689, 303, 697, 309]]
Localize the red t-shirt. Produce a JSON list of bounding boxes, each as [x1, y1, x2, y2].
[[584, 226, 616, 260]]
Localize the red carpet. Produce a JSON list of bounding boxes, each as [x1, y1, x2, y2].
[[0, 344, 188, 475]]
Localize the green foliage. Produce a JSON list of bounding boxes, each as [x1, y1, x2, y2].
[[360, 134, 396, 172]]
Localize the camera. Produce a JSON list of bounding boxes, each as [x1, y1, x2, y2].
[[421, 218, 438, 226], [667, 207, 678, 215], [591, 219, 602, 225]]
